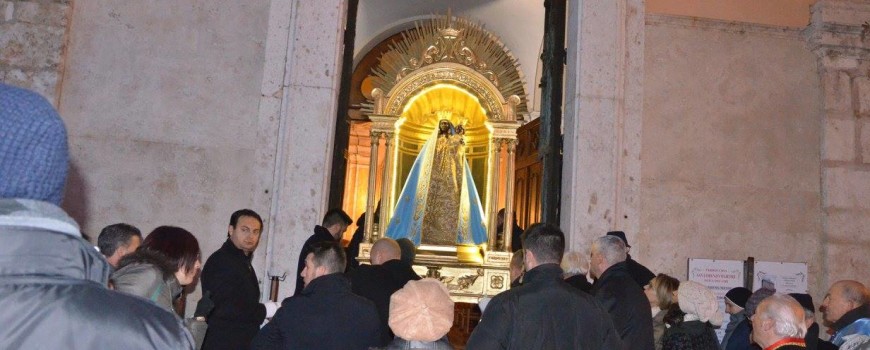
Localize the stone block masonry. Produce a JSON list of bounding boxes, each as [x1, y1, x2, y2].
[[0, 0, 70, 104]]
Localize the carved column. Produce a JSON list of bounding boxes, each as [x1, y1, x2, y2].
[[366, 114, 400, 242], [487, 138, 503, 249], [363, 132, 380, 243], [503, 139, 517, 252], [379, 132, 395, 229]]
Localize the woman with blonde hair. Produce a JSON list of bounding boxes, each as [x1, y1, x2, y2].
[[645, 273, 681, 350]]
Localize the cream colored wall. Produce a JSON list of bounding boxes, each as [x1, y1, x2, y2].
[[648, 0, 816, 27], [639, 16, 824, 295]]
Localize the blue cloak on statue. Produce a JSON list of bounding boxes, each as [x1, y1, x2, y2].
[[385, 121, 487, 246]]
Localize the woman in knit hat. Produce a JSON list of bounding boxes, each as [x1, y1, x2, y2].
[[662, 280, 723, 350], [722, 287, 752, 349], [387, 278, 455, 350], [645, 274, 681, 350]]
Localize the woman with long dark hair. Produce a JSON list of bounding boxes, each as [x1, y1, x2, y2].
[[111, 226, 202, 314]]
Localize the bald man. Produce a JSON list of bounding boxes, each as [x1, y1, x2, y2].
[[821, 280, 870, 347], [347, 238, 421, 346]]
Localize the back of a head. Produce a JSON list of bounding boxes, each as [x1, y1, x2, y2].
[[389, 278, 454, 342], [371, 238, 401, 264], [510, 249, 524, 271], [653, 274, 681, 309], [591, 235, 627, 266], [677, 280, 723, 326], [97, 223, 141, 257], [322, 208, 352, 227], [760, 293, 807, 338], [142, 226, 201, 273], [561, 251, 587, 276], [0, 84, 68, 205], [522, 223, 565, 265], [396, 238, 416, 264], [310, 241, 346, 274]]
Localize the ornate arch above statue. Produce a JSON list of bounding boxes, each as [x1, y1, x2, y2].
[[367, 13, 528, 121]]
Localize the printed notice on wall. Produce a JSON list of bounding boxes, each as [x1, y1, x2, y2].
[[752, 261, 808, 293], [687, 259, 746, 343]]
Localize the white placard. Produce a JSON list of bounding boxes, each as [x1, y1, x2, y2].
[[752, 261, 808, 293], [688, 259, 746, 343]]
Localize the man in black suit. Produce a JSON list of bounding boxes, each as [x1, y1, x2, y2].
[[293, 208, 352, 296], [347, 238, 421, 346]]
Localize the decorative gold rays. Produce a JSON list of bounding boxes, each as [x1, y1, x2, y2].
[[368, 13, 528, 116]]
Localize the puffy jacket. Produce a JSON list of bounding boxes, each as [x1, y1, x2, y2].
[[112, 249, 182, 312], [591, 261, 656, 350], [0, 199, 194, 349]]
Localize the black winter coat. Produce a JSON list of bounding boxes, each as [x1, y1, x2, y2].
[[201, 239, 266, 350], [251, 273, 383, 350], [591, 261, 656, 350], [294, 225, 335, 296], [348, 259, 421, 345], [626, 254, 656, 287], [661, 320, 720, 350], [466, 264, 623, 349]]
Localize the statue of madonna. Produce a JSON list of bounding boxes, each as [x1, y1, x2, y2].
[[384, 118, 487, 246]]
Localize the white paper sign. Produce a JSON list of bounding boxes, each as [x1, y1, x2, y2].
[[688, 259, 746, 343], [752, 261, 808, 293]]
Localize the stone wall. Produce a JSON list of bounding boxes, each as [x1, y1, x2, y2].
[[0, 0, 69, 103], [58, 0, 273, 313], [640, 15, 824, 296], [805, 0, 870, 288]]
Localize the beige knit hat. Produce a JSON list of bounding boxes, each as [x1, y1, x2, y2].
[[389, 278, 455, 342], [678, 280, 724, 327]]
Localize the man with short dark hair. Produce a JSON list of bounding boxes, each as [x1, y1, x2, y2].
[[348, 238, 421, 345], [97, 223, 142, 267], [0, 83, 193, 349], [821, 280, 870, 347], [606, 231, 655, 287], [590, 235, 655, 350], [293, 208, 352, 295], [252, 241, 382, 349], [467, 223, 622, 349], [202, 209, 278, 350]]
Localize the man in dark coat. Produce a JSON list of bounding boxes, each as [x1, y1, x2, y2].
[[590, 235, 655, 350], [789, 293, 837, 350], [467, 223, 623, 349], [348, 238, 421, 345], [201, 209, 278, 350], [607, 231, 655, 287], [0, 83, 193, 349], [252, 241, 382, 349], [293, 208, 352, 296]]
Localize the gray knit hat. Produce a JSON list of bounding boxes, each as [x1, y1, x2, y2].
[[0, 83, 68, 205]]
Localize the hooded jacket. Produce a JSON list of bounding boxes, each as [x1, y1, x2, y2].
[[0, 199, 193, 349], [112, 248, 183, 312]]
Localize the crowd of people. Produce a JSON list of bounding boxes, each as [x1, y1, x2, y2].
[[2, 83, 870, 350]]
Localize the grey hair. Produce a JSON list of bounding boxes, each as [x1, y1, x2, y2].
[[760, 294, 807, 339], [561, 251, 588, 276], [591, 235, 627, 265]]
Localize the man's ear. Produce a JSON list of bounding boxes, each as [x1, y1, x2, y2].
[[227, 225, 233, 238]]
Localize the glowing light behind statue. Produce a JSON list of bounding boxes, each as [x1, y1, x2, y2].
[[385, 119, 487, 246]]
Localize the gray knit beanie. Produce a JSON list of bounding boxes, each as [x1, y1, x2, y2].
[[0, 83, 68, 205]]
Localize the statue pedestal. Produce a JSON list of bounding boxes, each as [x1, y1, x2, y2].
[[357, 242, 510, 303]]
